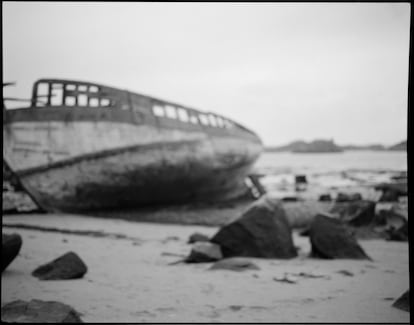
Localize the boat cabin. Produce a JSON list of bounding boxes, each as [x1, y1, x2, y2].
[[22, 78, 260, 141]]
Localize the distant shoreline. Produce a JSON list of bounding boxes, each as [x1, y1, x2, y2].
[[264, 139, 406, 153]]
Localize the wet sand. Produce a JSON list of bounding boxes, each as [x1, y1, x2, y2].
[[1, 212, 409, 323]]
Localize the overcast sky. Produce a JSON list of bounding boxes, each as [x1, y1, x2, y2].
[[2, 2, 410, 146]]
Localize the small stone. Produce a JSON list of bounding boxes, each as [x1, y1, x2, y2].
[[32, 252, 87, 280], [185, 242, 222, 263], [187, 232, 210, 244], [336, 270, 354, 277], [319, 194, 332, 202], [336, 192, 362, 202]]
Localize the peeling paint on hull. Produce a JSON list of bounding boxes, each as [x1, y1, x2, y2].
[[4, 118, 262, 212], [18, 139, 258, 212]]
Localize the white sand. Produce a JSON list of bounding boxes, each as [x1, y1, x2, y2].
[[1, 213, 410, 323]]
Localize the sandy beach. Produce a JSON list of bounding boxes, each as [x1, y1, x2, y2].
[[1, 211, 409, 323]]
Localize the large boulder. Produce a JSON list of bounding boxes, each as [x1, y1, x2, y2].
[[210, 197, 297, 258], [392, 290, 410, 312], [1, 299, 82, 323], [2, 233, 23, 272], [330, 200, 376, 227], [309, 214, 371, 260], [185, 242, 222, 263], [32, 252, 87, 280]]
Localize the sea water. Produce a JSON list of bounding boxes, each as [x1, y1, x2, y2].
[[251, 150, 407, 200]]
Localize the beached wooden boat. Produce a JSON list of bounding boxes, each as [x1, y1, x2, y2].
[[3, 79, 263, 212]]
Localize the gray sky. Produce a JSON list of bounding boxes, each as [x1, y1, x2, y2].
[[2, 2, 410, 146]]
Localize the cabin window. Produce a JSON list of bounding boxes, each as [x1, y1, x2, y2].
[[198, 114, 210, 126], [35, 83, 49, 106], [224, 119, 233, 128], [100, 98, 111, 107], [78, 94, 88, 106], [189, 115, 199, 124], [216, 116, 224, 128], [208, 115, 218, 127], [89, 98, 99, 107], [66, 84, 76, 91], [165, 105, 177, 119], [65, 96, 76, 106], [78, 85, 88, 92], [89, 86, 99, 93], [50, 84, 63, 106], [177, 108, 189, 122], [152, 104, 165, 117]]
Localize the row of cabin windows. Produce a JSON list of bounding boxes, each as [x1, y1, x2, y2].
[[35, 83, 234, 129], [152, 104, 234, 128], [35, 83, 112, 108]]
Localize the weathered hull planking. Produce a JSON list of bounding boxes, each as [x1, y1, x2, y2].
[[3, 79, 263, 212]]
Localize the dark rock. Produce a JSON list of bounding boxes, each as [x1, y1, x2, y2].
[[2, 233, 22, 272], [295, 175, 307, 191], [210, 197, 297, 258], [246, 174, 267, 198], [330, 200, 376, 227], [336, 192, 362, 202], [299, 228, 310, 237], [295, 175, 307, 184], [385, 223, 408, 242], [319, 194, 332, 202], [209, 257, 260, 271], [392, 290, 410, 312], [379, 190, 400, 202], [309, 214, 371, 260], [187, 232, 210, 244], [390, 172, 407, 182], [185, 242, 222, 263], [375, 182, 407, 202], [336, 270, 354, 277], [32, 252, 87, 280], [377, 206, 407, 229], [377, 206, 408, 241], [1, 299, 82, 323], [281, 196, 300, 202]]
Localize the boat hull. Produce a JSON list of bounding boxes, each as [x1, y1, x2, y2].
[[3, 109, 262, 212]]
